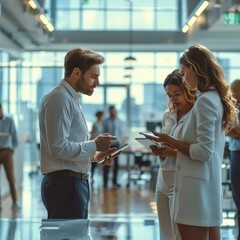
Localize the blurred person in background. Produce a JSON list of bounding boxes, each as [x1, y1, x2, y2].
[[102, 106, 123, 188], [227, 79, 240, 240], [0, 103, 20, 211], [90, 110, 104, 184]]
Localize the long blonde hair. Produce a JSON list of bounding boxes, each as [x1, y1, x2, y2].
[[179, 44, 238, 131]]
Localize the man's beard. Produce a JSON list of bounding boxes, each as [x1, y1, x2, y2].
[[76, 75, 94, 96], [75, 75, 83, 92]]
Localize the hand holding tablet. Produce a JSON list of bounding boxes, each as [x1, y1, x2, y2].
[[139, 132, 159, 140], [135, 137, 163, 150], [97, 143, 130, 164]]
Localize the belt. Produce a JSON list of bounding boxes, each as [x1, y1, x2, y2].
[[46, 170, 89, 180]]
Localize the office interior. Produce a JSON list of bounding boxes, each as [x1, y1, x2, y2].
[[0, 0, 239, 239]]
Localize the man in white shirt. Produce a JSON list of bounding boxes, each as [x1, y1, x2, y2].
[[39, 48, 117, 219]]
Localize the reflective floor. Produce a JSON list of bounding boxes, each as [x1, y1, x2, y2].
[[0, 162, 239, 240], [0, 216, 238, 240], [0, 217, 160, 240]]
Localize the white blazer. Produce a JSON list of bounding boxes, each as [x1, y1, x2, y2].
[[173, 89, 224, 226]]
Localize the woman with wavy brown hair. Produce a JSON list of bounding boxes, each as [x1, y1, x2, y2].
[[151, 69, 195, 240], [145, 44, 238, 240]]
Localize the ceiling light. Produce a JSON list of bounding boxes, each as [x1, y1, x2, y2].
[[46, 22, 54, 32], [28, 0, 37, 9], [124, 1, 136, 63], [195, 1, 209, 17], [124, 74, 132, 78], [124, 56, 136, 63], [125, 66, 134, 71], [181, 0, 209, 33], [26, 0, 54, 32], [182, 25, 189, 33], [39, 14, 48, 25], [39, 14, 54, 32], [125, 66, 134, 70], [188, 16, 197, 26]]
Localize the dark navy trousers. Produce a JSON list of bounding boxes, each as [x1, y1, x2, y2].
[[41, 174, 89, 219]]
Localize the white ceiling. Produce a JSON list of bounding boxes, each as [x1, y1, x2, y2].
[[1, 0, 240, 58]]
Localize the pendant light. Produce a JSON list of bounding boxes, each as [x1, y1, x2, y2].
[[124, 0, 136, 63]]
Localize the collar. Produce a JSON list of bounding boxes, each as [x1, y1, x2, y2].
[[197, 86, 216, 97], [61, 79, 81, 101], [167, 109, 191, 123], [167, 110, 178, 121]]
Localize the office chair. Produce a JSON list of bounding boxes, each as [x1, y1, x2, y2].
[[130, 152, 151, 187]]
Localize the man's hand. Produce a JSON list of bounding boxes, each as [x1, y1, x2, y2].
[[94, 148, 120, 165], [94, 133, 117, 151]]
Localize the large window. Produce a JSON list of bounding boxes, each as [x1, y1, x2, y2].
[[0, 50, 240, 163], [53, 0, 179, 31], [1, 50, 240, 115], [1, 50, 240, 125], [19, 51, 179, 128]]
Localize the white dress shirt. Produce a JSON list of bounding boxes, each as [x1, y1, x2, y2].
[[160, 109, 191, 170], [39, 79, 96, 174]]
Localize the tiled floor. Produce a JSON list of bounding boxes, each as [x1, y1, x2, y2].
[[0, 163, 239, 239]]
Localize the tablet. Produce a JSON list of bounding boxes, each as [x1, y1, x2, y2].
[[139, 132, 159, 140], [98, 143, 130, 163], [135, 137, 162, 149]]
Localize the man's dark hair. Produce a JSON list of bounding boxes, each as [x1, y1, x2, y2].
[[64, 48, 104, 78], [109, 105, 115, 111], [95, 111, 104, 118]]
